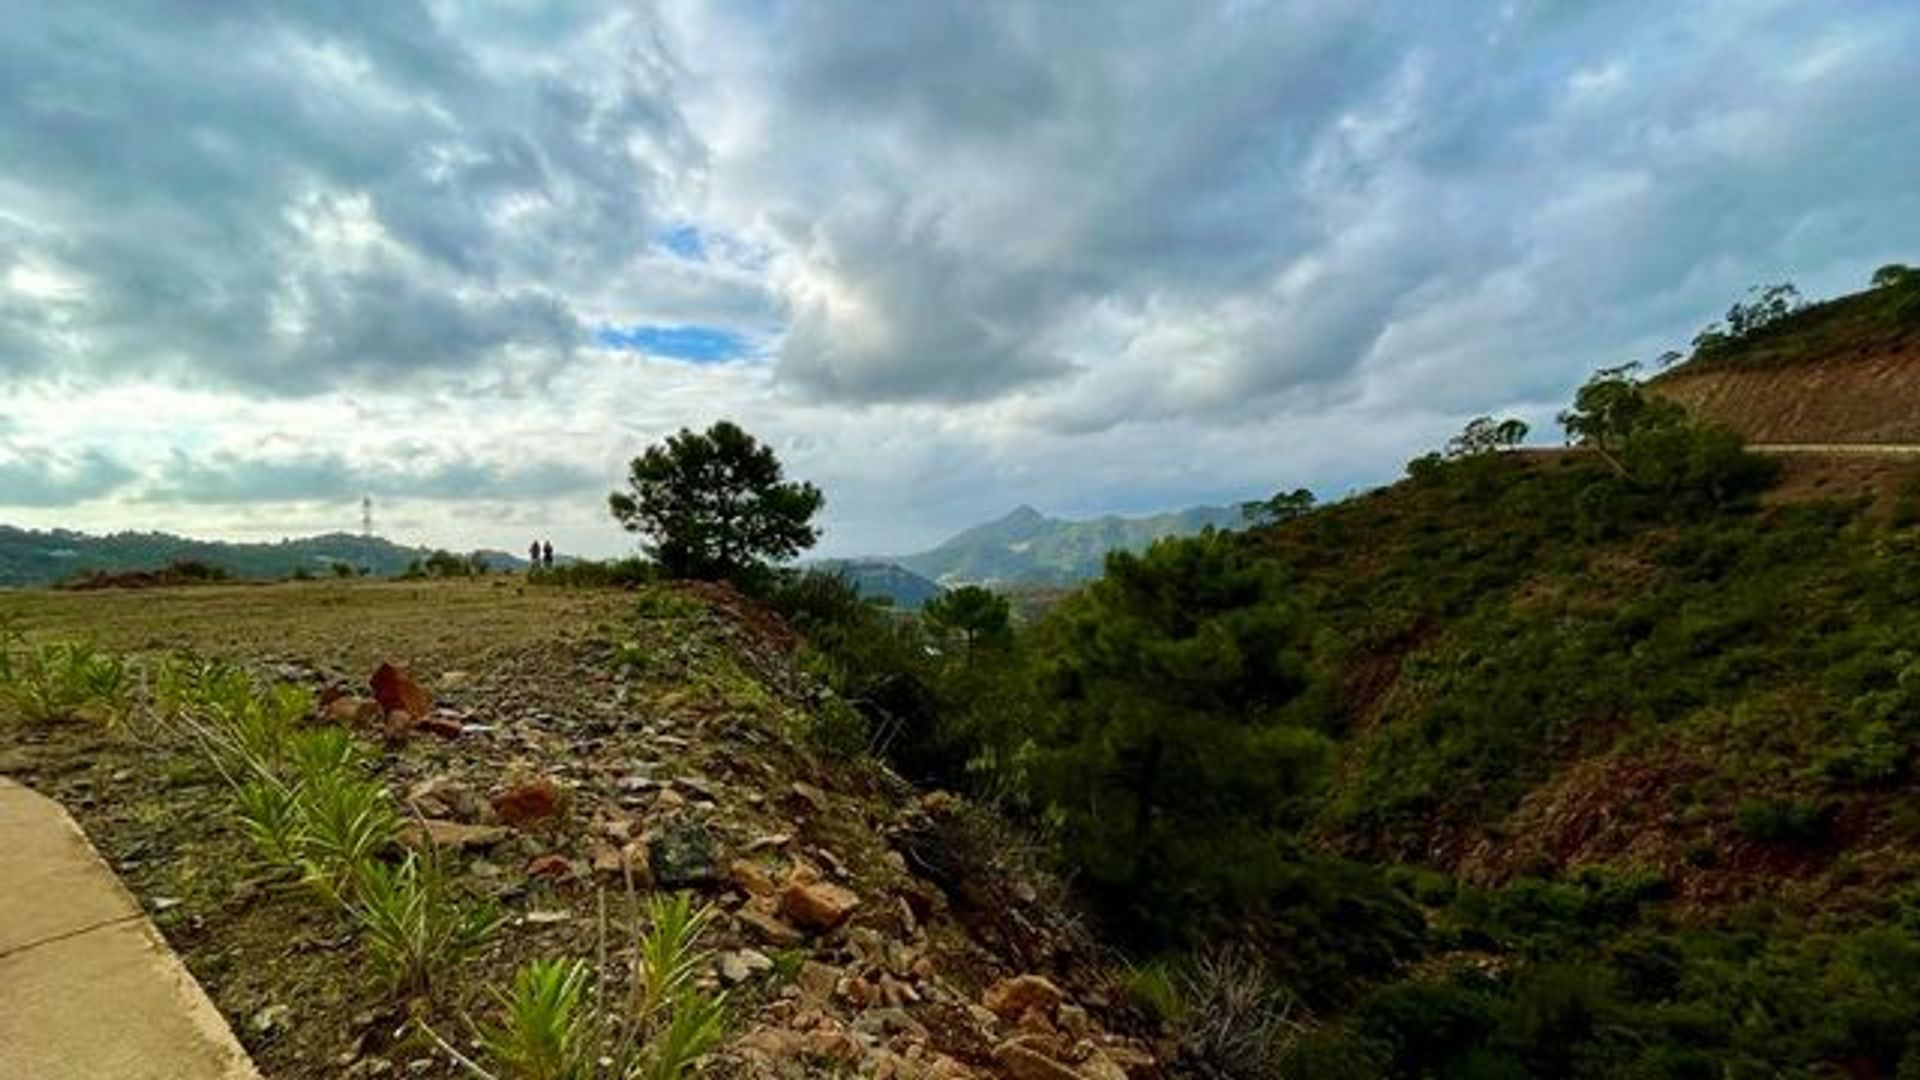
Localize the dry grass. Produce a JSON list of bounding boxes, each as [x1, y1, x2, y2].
[[0, 578, 630, 674]]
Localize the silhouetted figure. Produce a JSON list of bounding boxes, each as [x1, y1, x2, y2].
[[528, 540, 541, 571], [542, 541, 554, 569]]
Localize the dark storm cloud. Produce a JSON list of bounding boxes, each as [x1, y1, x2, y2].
[[141, 450, 600, 505], [0, 1, 700, 392]]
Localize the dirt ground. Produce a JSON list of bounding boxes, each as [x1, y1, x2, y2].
[[0, 578, 1141, 1079]]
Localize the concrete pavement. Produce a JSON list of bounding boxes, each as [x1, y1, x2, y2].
[[0, 778, 260, 1079]]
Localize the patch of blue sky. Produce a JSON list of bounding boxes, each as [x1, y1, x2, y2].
[[657, 224, 707, 260], [595, 323, 755, 364]]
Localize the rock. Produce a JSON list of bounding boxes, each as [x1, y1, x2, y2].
[[492, 776, 564, 827], [791, 781, 829, 814], [370, 661, 433, 719], [994, 1038, 1088, 1080], [648, 821, 719, 888], [383, 710, 415, 739], [402, 819, 510, 851], [589, 841, 654, 888], [526, 854, 574, 880], [439, 670, 472, 690], [416, 712, 465, 738], [324, 696, 382, 727], [730, 858, 777, 897], [780, 867, 861, 932], [1078, 1054, 1130, 1080], [1057, 1003, 1091, 1041], [737, 1026, 807, 1062], [406, 777, 484, 821], [853, 1007, 927, 1041], [796, 960, 842, 1004], [525, 909, 570, 925], [737, 906, 805, 947], [806, 1026, 863, 1064], [250, 1003, 291, 1037], [983, 975, 1066, 1021], [716, 948, 774, 984]]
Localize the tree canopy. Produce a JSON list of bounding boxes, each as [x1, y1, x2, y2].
[[921, 585, 1013, 654], [1028, 530, 1330, 934], [609, 421, 823, 581]]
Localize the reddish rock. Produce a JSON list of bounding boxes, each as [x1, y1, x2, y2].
[[780, 869, 861, 933], [369, 661, 433, 719], [983, 975, 1066, 1021], [526, 854, 575, 880], [492, 776, 564, 827]]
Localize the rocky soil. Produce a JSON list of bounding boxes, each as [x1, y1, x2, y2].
[[2, 581, 1162, 1078]]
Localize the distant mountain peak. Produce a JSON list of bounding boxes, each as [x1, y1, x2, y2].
[[884, 502, 1241, 587]]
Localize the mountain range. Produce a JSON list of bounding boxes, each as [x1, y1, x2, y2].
[[820, 502, 1245, 606], [892, 503, 1243, 586]]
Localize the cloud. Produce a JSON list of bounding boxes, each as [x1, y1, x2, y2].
[[0, 446, 136, 507], [675, 1, 1920, 418], [0, 1, 728, 394], [4, 1, 1920, 557], [141, 450, 600, 506]]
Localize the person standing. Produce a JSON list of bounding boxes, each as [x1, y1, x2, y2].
[[528, 540, 541, 572], [542, 540, 554, 569]]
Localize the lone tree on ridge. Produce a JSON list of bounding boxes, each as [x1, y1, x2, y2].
[[609, 420, 824, 581]]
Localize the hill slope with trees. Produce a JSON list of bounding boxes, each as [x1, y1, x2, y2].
[[752, 362, 1920, 1076], [1651, 265, 1920, 443], [0, 527, 527, 587]]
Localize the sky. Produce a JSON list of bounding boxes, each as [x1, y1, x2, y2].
[[2, 1, 1918, 559]]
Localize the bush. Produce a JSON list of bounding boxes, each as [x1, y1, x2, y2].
[[348, 854, 499, 998], [532, 557, 656, 589], [1734, 797, 1827, 845], [0, 637, 134, 727]]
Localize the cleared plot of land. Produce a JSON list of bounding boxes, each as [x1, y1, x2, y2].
[[0, 579, 630, 674]]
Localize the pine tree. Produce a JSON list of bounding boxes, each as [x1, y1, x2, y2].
[[1027, 530, 1329, 935]]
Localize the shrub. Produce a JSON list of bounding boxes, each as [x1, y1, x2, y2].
[[468, 894, 727, 1080], [0, 637, 134, 727], [532, 557, 657, 589], [1173, 948, 1300, 1079], [348, 854, 499, 998], [479, 958, 596, 1080], [1735, 797, 1827, 845]]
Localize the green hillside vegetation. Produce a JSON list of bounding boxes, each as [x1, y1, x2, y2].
[[893, 503, 1242, 586], [0, 526, 525, 587], [1667, 264, 1920, 375], [759, 366, 1920, 1077]]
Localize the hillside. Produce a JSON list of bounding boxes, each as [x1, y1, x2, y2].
[[1651, 268, 1920, 442], [892, 503, 1242, 586], [0, 526, 525, 587], [771, 370, 1920, 1075], [807, 558, 945, 609]]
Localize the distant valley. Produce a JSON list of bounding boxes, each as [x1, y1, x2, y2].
[[822, 502, 1244, 607]]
